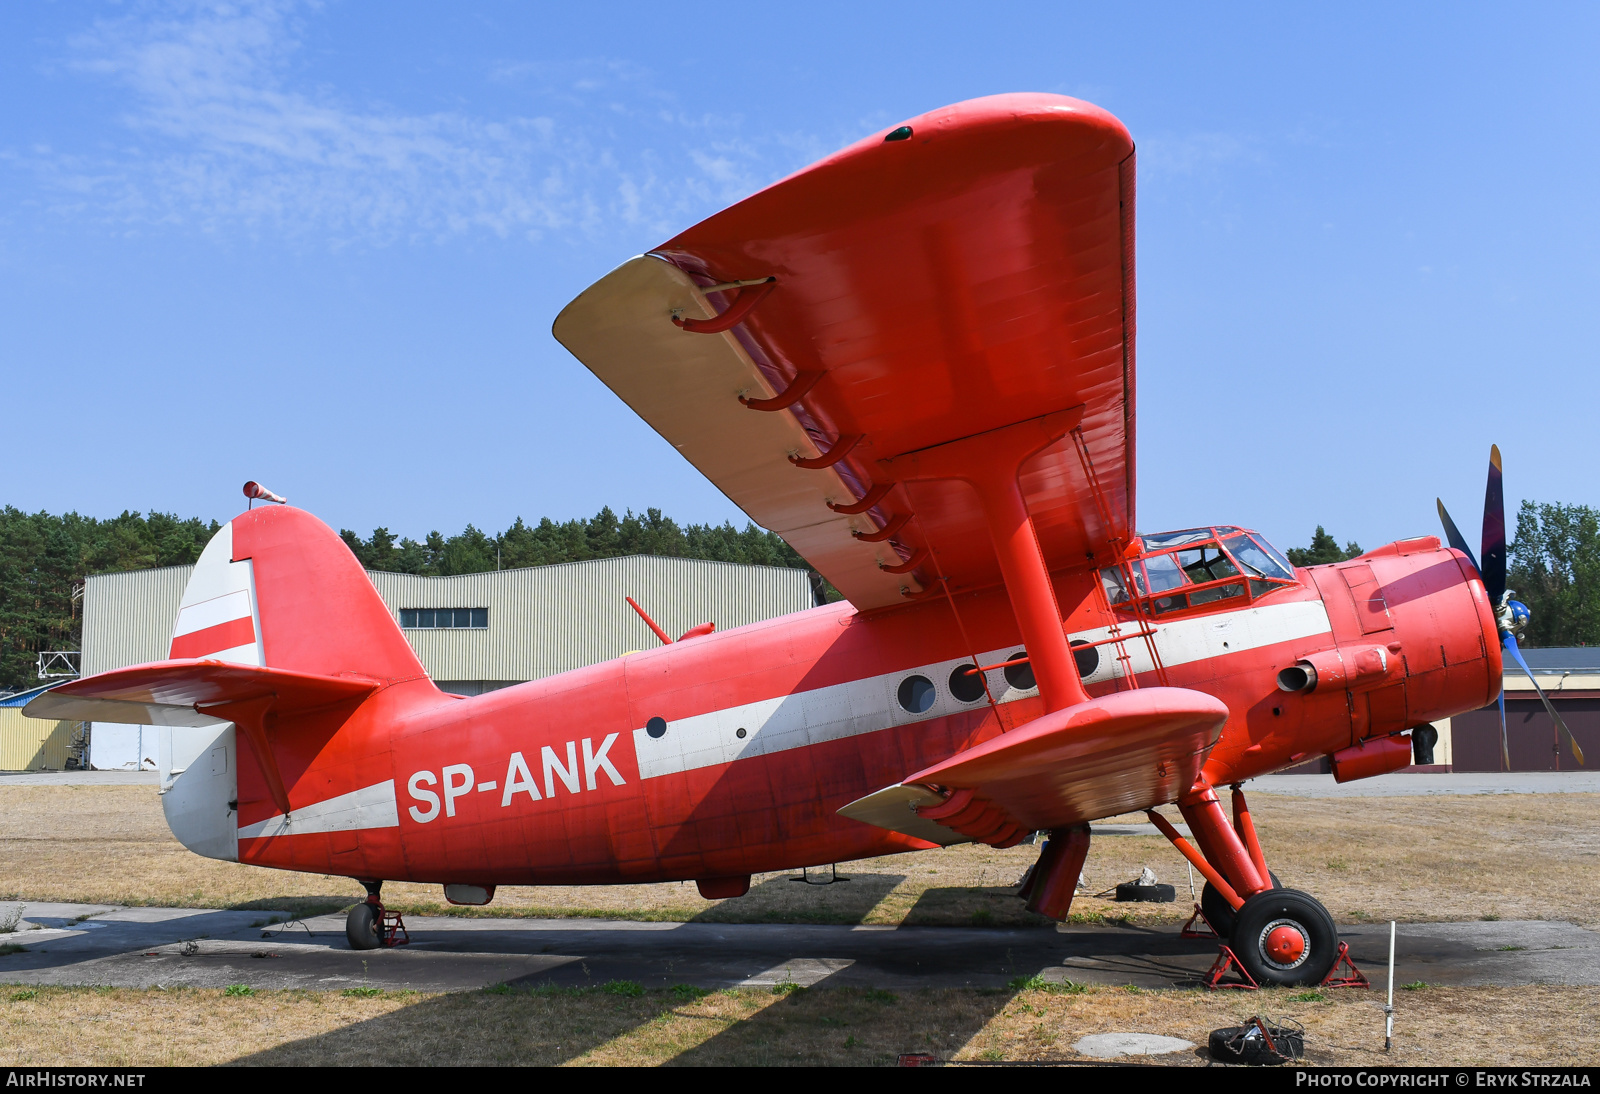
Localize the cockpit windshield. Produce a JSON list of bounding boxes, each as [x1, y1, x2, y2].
[[1222, 533, 1295, 581], [1100, 526, 1299, 618]]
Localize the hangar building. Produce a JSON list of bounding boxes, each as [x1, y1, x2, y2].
[[74, 555, 817, 770]]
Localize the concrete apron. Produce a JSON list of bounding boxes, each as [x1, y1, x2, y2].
[[1, 901, 1595, 994]]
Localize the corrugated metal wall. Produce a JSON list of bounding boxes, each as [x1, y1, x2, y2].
[[0, 709, 76, 771], [81, 555, 815, 683], [81, 564, 193, 676]]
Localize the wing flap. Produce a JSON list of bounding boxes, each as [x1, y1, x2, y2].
[[838, 688, 1228, 843], [24, 660, 379, 728]]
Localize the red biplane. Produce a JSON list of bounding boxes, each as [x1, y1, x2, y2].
[[28, 93, 1551, 986]]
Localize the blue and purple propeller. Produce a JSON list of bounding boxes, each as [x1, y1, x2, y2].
[[1437, 446, 1584, 769]]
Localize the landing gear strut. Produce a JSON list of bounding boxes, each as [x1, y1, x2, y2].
[[1155, 784, 1343, 987], [346, 880, 407, 950]]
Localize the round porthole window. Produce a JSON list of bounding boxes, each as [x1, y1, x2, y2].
[[897, 675, 936, 714], [1003, 651, 1035, 691], [948, 664, 985, 703], [1071, 639, 1099, 678], [646, 716, 667, 738], [736, 727, 747, 739]]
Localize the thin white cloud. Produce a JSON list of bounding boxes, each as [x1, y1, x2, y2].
[[11, 0, 816, 247]]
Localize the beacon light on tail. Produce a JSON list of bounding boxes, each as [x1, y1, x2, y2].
[[25, 93, 1512, 984]]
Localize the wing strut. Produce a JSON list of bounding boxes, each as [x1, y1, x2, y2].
[[879, 406, 1089, 712]]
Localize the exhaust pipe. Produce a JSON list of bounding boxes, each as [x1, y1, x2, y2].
[[1277, 645, 1393, 694]]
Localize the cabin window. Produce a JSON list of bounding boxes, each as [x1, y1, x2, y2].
[[949, 665, 985, 703], [1003, 651, 1035, 691], [898, 675, 936, 714]]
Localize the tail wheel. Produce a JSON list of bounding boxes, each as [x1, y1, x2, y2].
[[1229, 888, 1338, 987], [346, 902, 382, 950], [1201, 870, 1280, 938]]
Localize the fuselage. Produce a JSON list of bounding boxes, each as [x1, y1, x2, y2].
[[187, 529, 1500, 889]]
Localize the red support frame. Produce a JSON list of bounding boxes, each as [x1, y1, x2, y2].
[[878, 407, 1089, 713]]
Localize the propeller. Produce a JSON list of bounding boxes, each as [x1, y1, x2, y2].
[[1437, 446, 1584, 769]]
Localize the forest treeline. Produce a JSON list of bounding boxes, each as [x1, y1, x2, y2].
[[2, 502, 1597, 692]]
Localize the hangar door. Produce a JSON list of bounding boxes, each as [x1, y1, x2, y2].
[[1451, 695, 1600, 771]]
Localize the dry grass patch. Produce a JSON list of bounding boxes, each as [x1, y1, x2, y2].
[[1, 981, 1595, 1067], [5, 785, 1600, 928]]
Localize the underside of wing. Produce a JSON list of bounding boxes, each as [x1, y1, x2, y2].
[[554, 93, 1136, 610], [838, 688, 1229, 845]]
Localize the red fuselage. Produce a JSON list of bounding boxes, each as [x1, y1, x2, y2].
[[232, 534, 1500, 888]]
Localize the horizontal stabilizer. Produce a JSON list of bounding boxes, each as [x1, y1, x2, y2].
[[24, 660, 379, 728], [838, 687, 1229, 845]]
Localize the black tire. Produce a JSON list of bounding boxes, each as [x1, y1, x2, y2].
[[1208, 1024, 1303, 1065], [1229, 888, 1338, 987], [1201, 870, 1280, 937], [346, 902, 382, 950], [1114, 882, 1176, 903]]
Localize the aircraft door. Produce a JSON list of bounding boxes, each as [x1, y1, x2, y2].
[[159, 723, 239, 863]]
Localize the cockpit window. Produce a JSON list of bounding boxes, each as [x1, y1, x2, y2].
[[1142, 553, 1188, 593], [1177, 545, 1239, 585], [1141, 528, 1212, 551], [1223, 533, 1295, 581], [1100, 566, 1130, 605]]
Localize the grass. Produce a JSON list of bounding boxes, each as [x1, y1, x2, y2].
[[0, 945, 24, 957], [0, 982, 1595, 1066]]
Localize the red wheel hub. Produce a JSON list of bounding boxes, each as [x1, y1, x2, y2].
[[1265, 924, 1307, 964]]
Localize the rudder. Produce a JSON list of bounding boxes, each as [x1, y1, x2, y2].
[[175, 506, 427, 683]]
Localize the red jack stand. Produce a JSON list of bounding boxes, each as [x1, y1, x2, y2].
[[1202, 945, 1260, 990], [380, 908, 409, 947], [1202, 940, 1369, 992], [1319, 942, 1368, 989], [1181, 903, 1218, 939]]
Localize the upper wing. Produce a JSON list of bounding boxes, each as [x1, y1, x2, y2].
[[554, 93, 1136, 610]]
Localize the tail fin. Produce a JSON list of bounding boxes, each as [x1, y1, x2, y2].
[[172, 506, 426, 683]]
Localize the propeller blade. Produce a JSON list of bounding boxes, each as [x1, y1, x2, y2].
[[1437, 498, 1481, 573], [1497, 689, 1510, 772], [1481, 445, 1506, 607], [1504, 633, 1585, 767]]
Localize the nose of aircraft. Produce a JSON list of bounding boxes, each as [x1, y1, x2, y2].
[[1300, 539, 1502, 742]]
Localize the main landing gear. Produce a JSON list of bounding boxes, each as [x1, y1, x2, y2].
[[346, 880, 409, 951], [1151, 784, 1342, 988]]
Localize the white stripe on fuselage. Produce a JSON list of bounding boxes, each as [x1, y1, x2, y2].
[[632, 599, 1332, 780], [238, 779, 400, 840]]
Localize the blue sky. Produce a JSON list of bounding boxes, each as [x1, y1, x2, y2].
[[2, 1, 1596, 558]]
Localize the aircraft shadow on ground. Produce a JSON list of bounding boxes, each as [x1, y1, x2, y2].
[[898, 883, 1052, 927], [688, 872, 905, 926], [664, 968, 1014, 1066], [233, 971, 1023, 1066]]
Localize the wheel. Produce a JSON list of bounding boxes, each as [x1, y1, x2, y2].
[[1201, 870, 1280, 937], [346, 902, 382, 950], [1228, 888, 1339, 987]]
